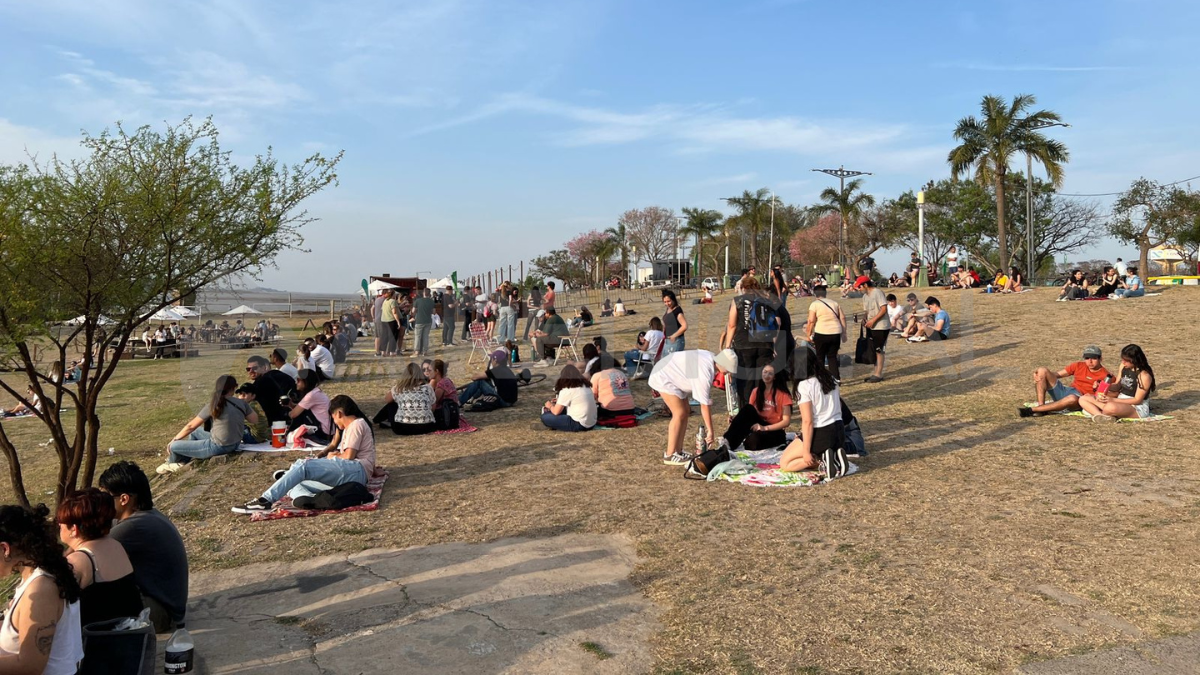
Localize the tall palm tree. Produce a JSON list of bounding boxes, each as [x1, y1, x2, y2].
[[813, 179, 875, 273], [680, 207, 723, 277], [604, 222, 630, 286], [948, 94, 1069, 269], [592, 234, 621, 286], [723, 188, 778, 269]]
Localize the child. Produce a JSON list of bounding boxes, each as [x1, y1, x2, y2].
[[505, 339, 521, 364]]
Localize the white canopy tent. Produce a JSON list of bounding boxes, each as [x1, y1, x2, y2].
[[173, 306, 200, 317], [150, 308, 187, 322], [223, 305, 263, 318], [426, 276, 460, 291], [367, 279, 401, 294]]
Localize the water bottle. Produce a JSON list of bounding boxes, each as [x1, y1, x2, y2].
[[164, 627, 194, 673], [695, 424, 708, 454], [510, 349, 517, 364]]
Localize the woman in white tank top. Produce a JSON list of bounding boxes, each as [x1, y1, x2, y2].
[[0, 504, 84, 675]]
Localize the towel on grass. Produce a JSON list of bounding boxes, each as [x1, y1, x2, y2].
[[250, 468, 389, 522], [711, 449, 857, 487], [240, 438, 323, 453], [431, 416, 478, 435], [1023, 403, 1173, 422], [595, 408, 655, 429]]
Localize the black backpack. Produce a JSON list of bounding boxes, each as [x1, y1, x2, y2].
[[293, 481, 374, 510], [437, 397, 461, 430], [746, 297, 779, 341]]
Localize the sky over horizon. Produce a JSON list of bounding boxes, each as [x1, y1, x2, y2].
[[2, 0, 1198, 291]]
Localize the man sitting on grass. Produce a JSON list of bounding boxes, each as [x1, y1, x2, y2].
[[901, 296, 950, 342], [458, 350, 519, 408], [1020, 345, 1109, 417]]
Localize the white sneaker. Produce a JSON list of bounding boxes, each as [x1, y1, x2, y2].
[[156, 462, 184, 475]]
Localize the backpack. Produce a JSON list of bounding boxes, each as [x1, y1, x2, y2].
[[746, 297, 779, 340], [437, 398, 461, 430], [293, 481, 374, 510]]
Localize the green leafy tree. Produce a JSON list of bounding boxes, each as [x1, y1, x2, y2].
[[812, 179, 876, 274], [530, 249, 585, 288], [948, 93, 1069, 269], [1111, 178, 1200, 277], [604, 222, 630, 286], [0, 118, 340, 506], [679, 207, 723, 277], [723, 189, 779, 270]]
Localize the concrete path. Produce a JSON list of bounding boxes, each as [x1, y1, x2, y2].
[[184, 533, 660, 674], [1019, 631, 1200, 674]]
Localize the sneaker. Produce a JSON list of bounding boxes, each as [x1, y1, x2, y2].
[[156, 462, 184, 475], [662, 451, 691, 466], [907, 335, 927, 343], [1092, 414, 1117, 423], [864, 376, 883, 383], [231, 497, 272, 515], [272, 469, 287, 481], [1018, 406, 1034, 418], [532, 360, 551, 368]]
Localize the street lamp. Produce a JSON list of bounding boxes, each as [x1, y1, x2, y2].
[[1022, 121, 1070, 281], [812, 166, 872, 275], [767, 190, 776, 270], [916, 191, 928, 287]]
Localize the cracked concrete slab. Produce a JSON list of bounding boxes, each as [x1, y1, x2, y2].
[[185, 533, 659, 674], [1019, 631, 1200, 674]]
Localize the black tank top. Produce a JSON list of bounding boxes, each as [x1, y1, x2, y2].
[[1117, 366, 1143, 398], [78, 549, 144, 627]]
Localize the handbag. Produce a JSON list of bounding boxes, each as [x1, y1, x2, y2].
[[437, 397, 461, 429], [854, 323, 874, 365], [684, 446, 730, 479]]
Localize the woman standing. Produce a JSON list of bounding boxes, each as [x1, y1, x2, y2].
[[805, 285, 847, 383], [649, 349, 738, 465], [57, 488, 143, 627], [0, 504, 83, 674], [497, 284, 515, 343], [780, 345, 847, 478], [523, 284, 543, 341], [161, 375, 256, 474], [540, 365, 597, 432], [723, 276, 783, 409], [376, 362, 438, 435], [661, 289, 688, 353], [380, 289, 400, 356]]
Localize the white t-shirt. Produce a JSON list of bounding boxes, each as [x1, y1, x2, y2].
[[309, 345, 336, 379], [946, 251, 958, 267], [279, 363, 299, 380], [795, 377, 842, 428], [555, 386, 597, 428], [648, 350, 715, 405], [1115, 260, 1128, 276], [642, 330, 665, 359], [886, 303, 904, 324]]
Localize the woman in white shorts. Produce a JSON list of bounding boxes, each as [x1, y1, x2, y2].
[[1078, 344, 1155, 421], [648, 349, 737, 465]]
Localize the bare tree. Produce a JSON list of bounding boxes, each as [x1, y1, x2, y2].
[[619, 206, 677, 263]]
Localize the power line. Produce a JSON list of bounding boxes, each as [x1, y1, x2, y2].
[[1056, 173, 1200, 197]]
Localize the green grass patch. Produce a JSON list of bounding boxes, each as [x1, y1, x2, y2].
[[579, 641, 613, 660]]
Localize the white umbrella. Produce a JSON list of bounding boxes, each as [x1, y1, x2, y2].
[[223, 305, 262, 317], [174, 306, 199, 317], [367, 279, 401, 293], [428, 276, 459, 290], [151, 308, 187, 322], [65, 315, 115, 326]]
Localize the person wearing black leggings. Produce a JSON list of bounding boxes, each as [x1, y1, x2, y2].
[[805, 285, 846, 382]]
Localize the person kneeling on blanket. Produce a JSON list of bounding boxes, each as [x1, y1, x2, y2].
[[648, 348, 738, 465], [718, 364, 792, 451], [541, 364, 597, 432], [233, 395, 376, 514], [779, 344, 849, 478]]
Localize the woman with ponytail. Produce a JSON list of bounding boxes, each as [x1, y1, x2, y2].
[[779, 344, 848, 478], [0, 503, 84, 674], [160, 374, 256, 474]]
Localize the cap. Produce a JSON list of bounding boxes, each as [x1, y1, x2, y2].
[[536, 309, 546, 318], [1082, 345, 1102, 359], [713, 349, 738, 374], [853, 275, 870, 290], [490, 349, 507, 363]]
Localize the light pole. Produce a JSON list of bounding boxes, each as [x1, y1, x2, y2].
[[1022, 121, 1069, 281], [916, 191, 928, 287], [812, 166, 872, 274], [767, 190, 776, 270]]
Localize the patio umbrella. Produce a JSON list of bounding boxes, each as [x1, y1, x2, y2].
[[151, 308, 187, 322], [222, 305, 262, 318], [367, 279, 401, 294], [64, 315, 115, 326], [174, 306, 199, 317]]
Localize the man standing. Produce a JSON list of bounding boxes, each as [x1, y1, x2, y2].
[[412, 287, 436, 356], [461, 286, 475, 340], [1020, 346, 1109, 417], [100, 461, 189, 633], [241, 355, 296, 423], [857, 278, 890, 383], [441, 285, 457, 346]]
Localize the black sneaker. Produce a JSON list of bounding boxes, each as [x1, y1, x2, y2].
[[821, 448, 836, 480], [231, 497, 272, 515], [273, 469, 287, 481], [832, 447, 849, 478], [1018, 406, 1034, 418]]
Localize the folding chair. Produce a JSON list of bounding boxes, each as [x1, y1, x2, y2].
[[553, 321, 585, 365], [466, 322, 497, 366], [631, 338, 665, 378]]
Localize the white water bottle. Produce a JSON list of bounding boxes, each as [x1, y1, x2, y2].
[[164, 627, 194, 673]]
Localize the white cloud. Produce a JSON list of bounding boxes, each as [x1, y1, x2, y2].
[[0, 118, 84, 165]]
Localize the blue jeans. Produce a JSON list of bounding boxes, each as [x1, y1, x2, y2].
[[1114, 288, 1144, 298], [666, 337, 685, 354], [541, 411, 589, 432], [458, 380, 513, 407], [168, 429, 238, 464], [263, 457, 367, 504], [497, 307, 515, 343], [1049, 382, 1082, 401], [624, 349, 647, 376]]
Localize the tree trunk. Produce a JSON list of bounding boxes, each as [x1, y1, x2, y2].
[[995, 170, 1009, 269], [1139, 241, 1151, 282]]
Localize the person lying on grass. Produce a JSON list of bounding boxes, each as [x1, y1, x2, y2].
[[1077, 344, 1156, 422], [648, 349, 738, 465], [1020, 345, 1109, 417], [900, 296, 950, 342], [715, 364, 792, 451], [540, 364, 597, 432], [233, 395, 376, 514], [779, 344, 849, 478]]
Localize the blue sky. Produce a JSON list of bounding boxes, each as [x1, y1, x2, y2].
[[2, 0, 1197, 291]]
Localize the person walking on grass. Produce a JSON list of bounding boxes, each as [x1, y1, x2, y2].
[[1020, 345, 1109, 417], [412, 287, 435, 357]]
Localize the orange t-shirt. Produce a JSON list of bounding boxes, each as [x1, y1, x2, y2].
[[749, 387, 794, 425], [1064, 361, 1109, 395]]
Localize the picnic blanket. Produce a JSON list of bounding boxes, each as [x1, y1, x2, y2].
[[0, 411, 38, 421], [1023, 403, 1173, 422], [712, 449, 858, 487], [250, 468, 389, 522], [432, 416, 478, 435], [595, 408, 655, 429], [240, 438, 323, 453]]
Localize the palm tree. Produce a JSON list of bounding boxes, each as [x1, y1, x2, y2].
[[813, 179, 875, 274], [723, 188, 778, 269], [592, 234, 621, 286], [948, 94, 1069, 269], [604, 222, 630, 287], [680, 207, 723, 277]]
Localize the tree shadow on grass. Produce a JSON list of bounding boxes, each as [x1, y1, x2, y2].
[[397, 438, 574, 490]]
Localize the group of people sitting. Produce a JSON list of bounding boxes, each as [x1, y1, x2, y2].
[[1057, 264, 1144, 300], [1019, 344, 1157, 421], [0, 461, 189, 673]]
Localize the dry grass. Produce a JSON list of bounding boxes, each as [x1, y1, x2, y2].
[[3, 287, 1200, 673]]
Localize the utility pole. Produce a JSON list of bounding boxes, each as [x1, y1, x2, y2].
[[811, 165, 872, 275], [1021, 121, 1069, 281], [767, 191, 776, 270]]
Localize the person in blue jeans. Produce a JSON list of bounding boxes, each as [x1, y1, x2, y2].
[[1112, 265, 1145, 298], [160, 375, 256, 475], [233, 395, 376, 514], [458, 350, 519, 407], [540, 365, 596, 432]]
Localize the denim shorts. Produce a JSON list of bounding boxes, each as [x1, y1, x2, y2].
[[1118, 394, 1151, 419], [1049, 381, 1082, 401]]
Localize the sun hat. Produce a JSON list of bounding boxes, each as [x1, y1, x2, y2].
[[713, 349, 738, 374], [1082, 345, 1102, 359]]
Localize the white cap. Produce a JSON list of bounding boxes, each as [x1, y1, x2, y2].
[[536, 309, 546, 318], [713, 349, 738, 374]]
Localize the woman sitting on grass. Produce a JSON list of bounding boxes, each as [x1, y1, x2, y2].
[[233, 395, 376, 514], [1002, 266, 1023, 293], [540, 364, 597, 432], [57, 488, 143, 627], [283, 369, 333, 445], [779, 345, 848, 478], [1093, 266, 1120, 297], [1058, 269, 1090, 301], [1112, 265, 1145, 299], [160, 375, 256, 474], [375, 362, 438, 435], [1078, 344, 1155, 421], [424, 359, 456, 419], [589, 352, 635, 420], [570, 306, 594, 328], [718, 364, 793, 451]]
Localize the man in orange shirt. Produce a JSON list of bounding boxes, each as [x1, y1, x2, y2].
[[1020, 345, 1109, 417]]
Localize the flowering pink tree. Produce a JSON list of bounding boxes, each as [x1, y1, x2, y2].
[[788, 213, 841, 265]]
